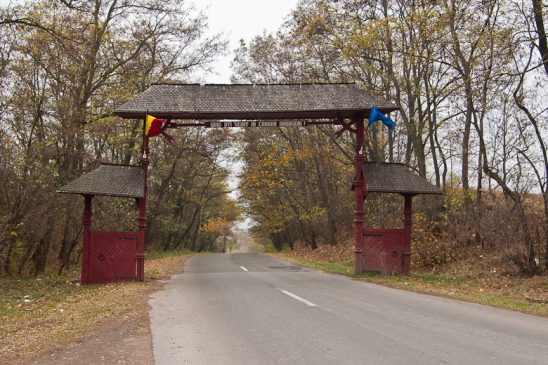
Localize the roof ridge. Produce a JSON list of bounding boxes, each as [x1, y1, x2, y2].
[[150, 82, 358, 87], [364, 161, 422, 175], [100, 162, 141, 168]]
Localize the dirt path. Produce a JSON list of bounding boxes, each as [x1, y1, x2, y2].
[[28, 307, 153, 365], [2, 254, 193, 365]]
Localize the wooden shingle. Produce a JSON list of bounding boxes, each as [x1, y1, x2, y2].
[[57, 164, 144, 198], [113, 83, 398, 120], [364, 162, 442, 195]]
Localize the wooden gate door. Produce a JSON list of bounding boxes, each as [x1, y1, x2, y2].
[[88, 231, 137, 284], [362, 228, 405, 273]]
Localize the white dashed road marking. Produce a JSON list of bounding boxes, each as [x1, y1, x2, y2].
[[279, 289, 317, 307]]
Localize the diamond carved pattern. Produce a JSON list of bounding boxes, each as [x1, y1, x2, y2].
[[363, 235, 385, 272], [89, 231, 137, 284], [363, 229, 405, 274]]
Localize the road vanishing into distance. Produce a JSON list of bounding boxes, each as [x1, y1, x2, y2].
[[149, 253, 548, 365]]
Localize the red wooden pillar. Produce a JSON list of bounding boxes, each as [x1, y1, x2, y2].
[[81, 194, 93, 284], [353, 114, 366, 275], [137, 197, 146, 281], [402, 194, 413, 274], [137, 131, 149, 281]]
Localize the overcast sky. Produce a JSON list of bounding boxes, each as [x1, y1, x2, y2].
[[0, 0, 299, 82], [196, 0, 298, 83], [196, 1, 299, 217]]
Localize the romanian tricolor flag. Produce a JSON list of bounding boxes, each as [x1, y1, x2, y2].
[[145, 115, 167, 137]]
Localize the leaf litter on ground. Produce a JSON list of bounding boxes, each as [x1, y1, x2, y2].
[[0, 252, 194, 364]]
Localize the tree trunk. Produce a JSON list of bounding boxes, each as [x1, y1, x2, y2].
[[532, 0, 548, 76], [31, 213, 55, 274]]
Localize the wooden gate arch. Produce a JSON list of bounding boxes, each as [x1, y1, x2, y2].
[[58, 83, 440, 284]]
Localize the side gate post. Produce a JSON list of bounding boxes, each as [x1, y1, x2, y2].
[[137, 196, 146, 281], [137, 123, 149, 281], [402, 194, 413, 274], [353, 114, 366, 275], [82, 194, 93, 284]]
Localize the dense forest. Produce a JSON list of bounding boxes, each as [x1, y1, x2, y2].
[[235, 0, 547, 276], [0, 0, 237, 276], [0, 0, 546, 277]]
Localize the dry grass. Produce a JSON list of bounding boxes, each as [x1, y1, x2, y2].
[[355, 272, 548, 317], [287, 240, 354, 263], [0, 252, 194, 363], [274, 246, 548, 317]]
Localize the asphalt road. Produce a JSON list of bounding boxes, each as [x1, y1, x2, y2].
[[148, 253, 548, 364]]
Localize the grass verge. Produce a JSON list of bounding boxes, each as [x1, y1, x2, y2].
[[273, 253, 548, 317], [146, 249, 194, 260], [0, 251, 195, 364]]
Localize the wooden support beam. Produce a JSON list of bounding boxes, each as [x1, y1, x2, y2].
[[81, 194, 93, 284], [353, 114, 366, 275], [402, 194, 413, 274], [137, 124, 149, 282]]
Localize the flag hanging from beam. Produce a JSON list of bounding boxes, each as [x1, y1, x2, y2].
[[368, 107, 396, 130], [145, 115, 167, 137]]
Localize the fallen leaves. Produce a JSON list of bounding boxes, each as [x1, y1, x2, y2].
[[0, 253, 193, 364], [277, 246, 548, 317]]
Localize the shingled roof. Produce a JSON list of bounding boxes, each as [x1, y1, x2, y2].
[[57, 164, 144, 198], [364, 162, 442, 195], [113, 83, 398, 120]]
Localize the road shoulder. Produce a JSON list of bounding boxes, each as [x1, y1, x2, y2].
[[270, 252, 548, 317], [1, 253, 193, 365]]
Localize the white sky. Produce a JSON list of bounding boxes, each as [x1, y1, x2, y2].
[[0, 0, 299, 82], [193, 1, 299, 229], [195, 0, 298, 83], [0, 0, 299, 228]]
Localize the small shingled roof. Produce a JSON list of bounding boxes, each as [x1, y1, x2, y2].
[[113, 83, 398, 120], [364, 162, 442, 195], [57, 164, 144, 198]]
